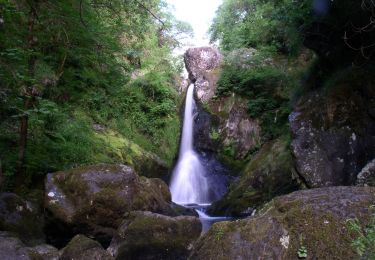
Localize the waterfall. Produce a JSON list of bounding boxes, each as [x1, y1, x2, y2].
[[170, 84, 210, 205]]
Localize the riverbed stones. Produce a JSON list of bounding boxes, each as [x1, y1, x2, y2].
[[108, 211, 201, 260], [44, 164, 174, 246], [191, 186, 375, 260]]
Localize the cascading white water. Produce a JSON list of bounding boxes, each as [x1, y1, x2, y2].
[[170, 84, 209, 205]]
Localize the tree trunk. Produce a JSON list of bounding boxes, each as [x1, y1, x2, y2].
[[17, 2, 37, 181]]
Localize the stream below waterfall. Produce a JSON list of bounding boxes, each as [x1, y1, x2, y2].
[[169, 84, 231, 231]]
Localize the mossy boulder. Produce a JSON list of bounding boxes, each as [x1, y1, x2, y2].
[[60, 234, 113, 260], [191, 186, 375, 260], [108, 211, 201, 260], [0, 193, 45, 246], [44, 164, 174, 247], [208, 136, 300, 216], [97, 130, 169, 179]]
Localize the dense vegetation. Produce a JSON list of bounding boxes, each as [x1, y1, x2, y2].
[[0, 0, 191, 190], [210, 0, 375, 257], [210, 0, 375, 141]]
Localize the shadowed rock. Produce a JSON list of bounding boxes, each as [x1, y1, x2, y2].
[[108, 211, 201, 260], [290, 85, 375, 187], [60, 234, 113, 260], [0, 193, 44, 246]]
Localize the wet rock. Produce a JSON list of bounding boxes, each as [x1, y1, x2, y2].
[[0, 231, 42, 260], [191, 186, 375, 260], [60, 234, 113, 260], [208, 136, 300, 216], [44, 164, 173, 247], [290, 86, 375, 187], [356, 158, 375, 186], [171, 203, 199, 217], [108, 211, 201, 260], [0, 193, 44, 246]]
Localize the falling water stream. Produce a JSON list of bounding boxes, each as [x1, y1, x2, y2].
[[170, 84, 231, 231], [170, 84, 210, 205]]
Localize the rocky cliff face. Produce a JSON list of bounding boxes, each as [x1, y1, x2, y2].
[[184, 47, 261, 161], [290, 84, 375, 187]]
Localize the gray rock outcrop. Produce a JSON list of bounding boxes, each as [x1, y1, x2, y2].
[[184, 47, 222, 103], [290, 86, 375, 187]]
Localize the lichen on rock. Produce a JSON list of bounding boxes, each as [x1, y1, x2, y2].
[[191, 186, 375, 260]]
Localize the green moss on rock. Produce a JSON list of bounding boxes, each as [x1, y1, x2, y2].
[[191, 186, 375, 260], [208, 136, 300, 216]]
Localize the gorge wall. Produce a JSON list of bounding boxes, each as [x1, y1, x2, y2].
[[184, 46, 375, 217]]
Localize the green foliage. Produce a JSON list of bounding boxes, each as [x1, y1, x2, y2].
[[210, 0, 312, 54], [347, 207, 375, 259], [217, 62, 295, 140], [209, 129, 220, 140], [297, 246, 308, 259], [297, 235, 307, 259], [0, 0, 186, 189]]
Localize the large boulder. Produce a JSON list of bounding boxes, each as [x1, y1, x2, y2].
[[0, 193, 44, 246], [60, 234, 113, 260], [191, 186, 375, 259], [44, 164, 174, 247], [184, 47, 222, 103], [208, 136, 300, 216], [290, 84, 375, 187], [0, 231, 42, 260], [108, 211, 201, 260]]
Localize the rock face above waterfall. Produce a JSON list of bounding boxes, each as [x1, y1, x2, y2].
[[191, 186, 375, 259], [44, 164, 174, 246], [184, 47, 261, 162], [184, 47, 222, 103]]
